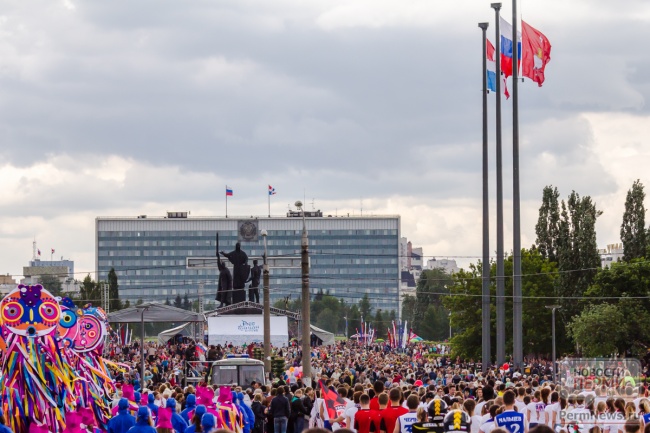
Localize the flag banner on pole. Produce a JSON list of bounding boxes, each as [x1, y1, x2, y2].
[[37, 249, 41, 256], [521, 20, 552, 87], [499, 17, 521, 78], [268, 185, 276, 196], [487, 39, 498, 93], [487, 39, 510, 99], [226, 186, 233, 196], [51, 248, 55, 254]]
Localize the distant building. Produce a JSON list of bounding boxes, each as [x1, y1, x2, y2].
[[0, 274, 17, 296], [426, 257, 459, 274], [96, 214, 401, 313], [599, 243, 624, 268], [21, 257, 79, 295]]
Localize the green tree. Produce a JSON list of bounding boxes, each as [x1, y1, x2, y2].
[[556, 191, 602, 322], [107, 268, 123, 311], [409, 269, 453, 335], [401, 295, 416, 326], [78, 274, 102, 307], [173, 294, 182, 309], [535, 186, 561, 262], [621, 180, 646, 262], [419, 305, 450, 341], [317, 308, 338, 333], [359, 293, 372, 320], [373, 309, 385, 338], [182, 292, 191, 310], [568, 304, 627, 357], [39, 274, 62, 297], [124, 299, 131, 308], [443, 250, 558, 360], [165, 298, 172, 306]]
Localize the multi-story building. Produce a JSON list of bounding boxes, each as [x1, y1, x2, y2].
[[96, 213, 401, 313], [599, 243, 624, 268], [426, 257, 459, 274]]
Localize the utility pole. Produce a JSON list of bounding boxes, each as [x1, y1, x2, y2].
[[262, 230, 271, 375], [197, 282, 204, 340], [296, 200, 311, 387], [546, 305, 561, 383]]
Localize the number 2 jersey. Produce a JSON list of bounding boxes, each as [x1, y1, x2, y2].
[[495, 410, 525, 433]]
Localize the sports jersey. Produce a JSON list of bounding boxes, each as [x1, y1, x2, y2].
[[370, 398, 380, 411], [526, 401, 546, 425], [443, 410, 471, 433], [380, 406, 409, 433], [397, 412, 419, 433], [427, 399, 448, 433], [495, 409, 525, 433], [355, 409, 377, 433]]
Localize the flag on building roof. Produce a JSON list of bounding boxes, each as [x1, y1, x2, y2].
[[521, 20, 552, 87], [268, 185, 276, 196], [37, 249, 41, 256], [226, 186, 233, 196]]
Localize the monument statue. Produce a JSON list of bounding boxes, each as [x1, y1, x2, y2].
[[215, 259, 232, 307], [247, 259, 262, 303], [220, 242, 250, 304]]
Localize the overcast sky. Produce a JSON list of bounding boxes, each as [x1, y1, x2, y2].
[[1, 0, 649, 280]]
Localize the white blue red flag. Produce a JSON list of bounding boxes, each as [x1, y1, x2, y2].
[[499, 17, 521, 78]]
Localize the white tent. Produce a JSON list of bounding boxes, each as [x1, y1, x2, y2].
[[310, 325, 335, 346], [158, 322, 193, 344]]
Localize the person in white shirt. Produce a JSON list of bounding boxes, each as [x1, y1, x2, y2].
[[345, 391, 361, 432], [479, 404, 498, 433], [526, 390, 545, 428], [543, 392, 560, 429]]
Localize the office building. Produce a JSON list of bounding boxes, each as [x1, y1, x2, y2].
[[96, 212, 400, 313]]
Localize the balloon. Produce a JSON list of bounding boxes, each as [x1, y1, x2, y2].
[[502, 363, 510, 371]]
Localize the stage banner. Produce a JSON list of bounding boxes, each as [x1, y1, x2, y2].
[[207, 315, 289, 347]]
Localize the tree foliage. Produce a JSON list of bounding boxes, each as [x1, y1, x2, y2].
[[78, 274, 102, 307], [107, 268, 123, 311], [39, 274, 62, 297], [621, 180, 646, 262], [535, 186, 561, 262], [568, 304, 627, 357]]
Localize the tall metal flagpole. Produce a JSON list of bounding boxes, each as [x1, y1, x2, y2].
[[512, 0, 523, 368], [479, 21, 491, 374], [491, 2, 506, 367], [226, 186, 228, 218]]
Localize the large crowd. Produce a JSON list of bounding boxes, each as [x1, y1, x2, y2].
[[98, 339, 650, 433]]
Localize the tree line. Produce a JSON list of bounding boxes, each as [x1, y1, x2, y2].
[[424, 180, 650, 360]]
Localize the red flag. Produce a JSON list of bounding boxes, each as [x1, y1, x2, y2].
[[319, 380, 347, 427], [521, 20, 552, 87]]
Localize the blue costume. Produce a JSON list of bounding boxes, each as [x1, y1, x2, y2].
[[168, 398, 189, 433], [127, 407, 158, 433], [147, 394, 159, 417], [108, 398, 136, 433], [201, 413, 216, 433], [185, 405, 207, 433], [237, 392, 255, 433], [181, 394, 197, 423]]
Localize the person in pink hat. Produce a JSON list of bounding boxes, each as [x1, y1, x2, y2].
[[156, 407, 174, 433]]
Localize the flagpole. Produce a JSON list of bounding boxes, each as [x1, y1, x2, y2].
[[226, 186, 228, 218], [268, 189, 271, 218], [491, 2, 506, 368], [512, 0, 523, 369], [479, 21, 491, 374]]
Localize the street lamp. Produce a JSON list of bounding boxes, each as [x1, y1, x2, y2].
[[262, 229, 271, 375], [295, 200, 311, 386], [545, 305, 561, 383]]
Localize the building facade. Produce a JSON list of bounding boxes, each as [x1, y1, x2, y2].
[[96, 214, 401, 313]]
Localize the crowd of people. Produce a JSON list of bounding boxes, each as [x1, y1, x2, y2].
[[100, 339, 650, 433]]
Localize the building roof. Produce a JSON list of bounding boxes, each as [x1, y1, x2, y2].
[[107, 302, 205, 323]]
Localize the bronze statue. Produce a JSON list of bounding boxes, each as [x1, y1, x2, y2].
[[220, 242, 250, 304], [216, 259, 232, 307], [247, 259, 261, 303]]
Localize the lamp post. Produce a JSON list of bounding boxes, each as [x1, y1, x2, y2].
[[262, 229, 271, 376], [545, 305, 561, 383], [296, 200, 311, 387]]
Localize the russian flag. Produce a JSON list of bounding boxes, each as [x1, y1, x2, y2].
[[500, 17, 521, 78], [226, 186, 233, 196], [486, 39, 497, 93]]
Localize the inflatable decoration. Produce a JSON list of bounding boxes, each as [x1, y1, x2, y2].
[[0, 284, 75, 432]]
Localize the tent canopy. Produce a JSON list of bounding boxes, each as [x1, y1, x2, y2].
[[158, 322, 192, 345], [108, 302, 205, 323], [310, 325, 335, 346]]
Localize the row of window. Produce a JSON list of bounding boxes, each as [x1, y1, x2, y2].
[[98, 239, 397, 248], [98, 250, 398, 259], [98, 229, 398, 238]]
